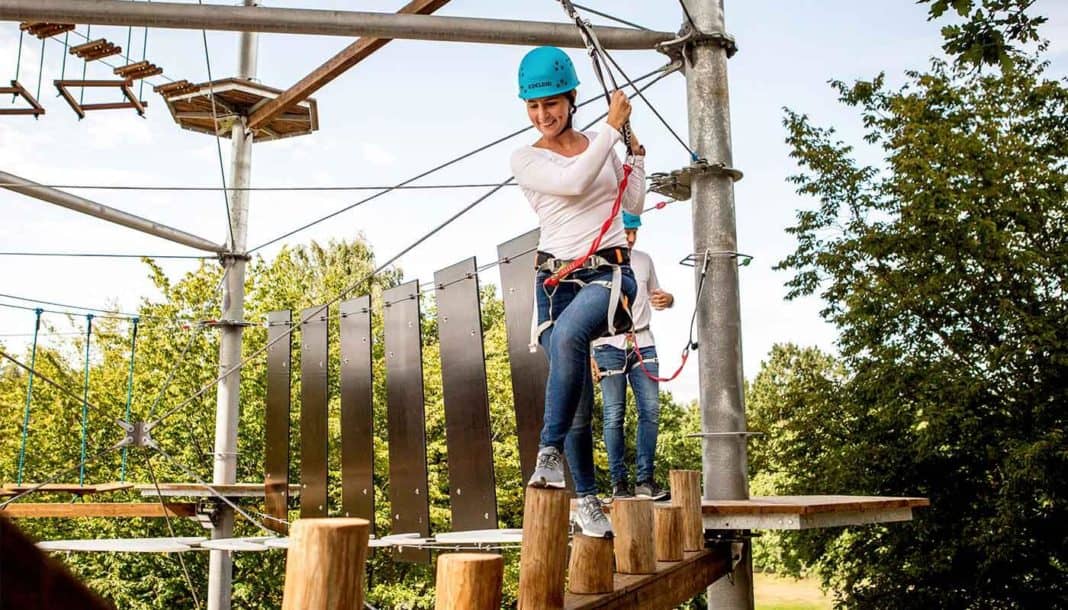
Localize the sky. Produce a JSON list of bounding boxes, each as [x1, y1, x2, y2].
[[1, 0, 1066, 404]]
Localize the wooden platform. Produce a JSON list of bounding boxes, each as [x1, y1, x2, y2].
[[701, 495, 929, 530], [136, 483, 302, 498], [0, 502, 197, 519], [2, 482, 133, 496], [563, 548, 730, 609], [585, 495, 929, 531]]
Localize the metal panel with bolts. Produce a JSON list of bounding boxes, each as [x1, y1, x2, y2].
[[339, 296, 374, 529], [299, 306, 329, 518], [434, 257, 498, 531], [496, 230, 549, 483], [264, 310, 292, 533], [382, 281, 430, 563]]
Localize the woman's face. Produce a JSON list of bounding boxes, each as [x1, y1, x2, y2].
[[526, 94, 571, 138]]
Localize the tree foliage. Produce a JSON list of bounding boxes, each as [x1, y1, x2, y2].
[[1, 236, 702, 609], [759, 4, 1067, 607]]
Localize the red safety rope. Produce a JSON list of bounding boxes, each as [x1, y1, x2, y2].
[[631, 338, 690, 383], [543, 164, 633, 287]]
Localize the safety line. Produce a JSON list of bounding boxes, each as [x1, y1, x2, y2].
[[245, 66, 669, 254], [153, 67, 676, 429]]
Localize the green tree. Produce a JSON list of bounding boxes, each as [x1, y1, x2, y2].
[[769, 5, 1068, 607]]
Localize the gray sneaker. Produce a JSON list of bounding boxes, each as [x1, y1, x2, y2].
[[572, 495, 614, 538], [635, 479, 670, 501], [527, 446, 565, 489]]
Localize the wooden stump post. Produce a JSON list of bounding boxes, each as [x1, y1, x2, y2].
[[435, 553, 504, 610], [518, 487, 571, 609], [282, 518, 370, 610], [568, 533, 615, 594], [654, 505, 684, 562], [670, 469, 704, 551], [611, 498, 656, 574]]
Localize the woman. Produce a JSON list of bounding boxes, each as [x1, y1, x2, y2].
[[510, 46, 646, 537]]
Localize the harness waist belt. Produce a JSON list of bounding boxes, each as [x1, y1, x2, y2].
[[536, 247, 630, 271]]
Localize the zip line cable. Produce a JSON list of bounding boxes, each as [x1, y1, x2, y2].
[[142, 452, 205, 610], [572, 4, 652, 31], [0, 252, 212, 260], [195, 2, 236, 252], [245, 65, 669, 255], [0, 182, 518, 192], [153, 68, 674, 430]]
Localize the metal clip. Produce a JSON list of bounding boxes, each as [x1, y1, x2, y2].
[[116, 420, 159, 451]]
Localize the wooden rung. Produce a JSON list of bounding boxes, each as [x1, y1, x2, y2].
[[154, 79, 200, 97], [69, 39, 122, 61], [19, 22, 76, 39], [114, 61, 163, 80], [0, 502, 197, 519], [54, 79, 145, 119], [0, 80, 45, 117], [1, 482, 133, 495]]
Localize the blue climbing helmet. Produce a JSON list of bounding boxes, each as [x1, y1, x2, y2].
[[518, 46, 580, 100], [622, 211, 642, 230]]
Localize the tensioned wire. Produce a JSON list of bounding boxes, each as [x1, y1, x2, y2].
[[244, 65, 669, 255], [152, 66, 678, 430]]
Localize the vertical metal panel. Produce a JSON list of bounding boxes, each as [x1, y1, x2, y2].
[[264, 310, 291, 534], [497, 229, 549, 483], [339, 296, 374, 529], [299, 305, 329, 518], [434, 257, 498, 531], [382, 281, 430, 563]]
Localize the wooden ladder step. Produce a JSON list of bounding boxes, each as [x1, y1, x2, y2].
[[154, 79, 201, 98], [114, 61, 163, 80], [69, 38, 122, 62], [19, 22, 76, 39]]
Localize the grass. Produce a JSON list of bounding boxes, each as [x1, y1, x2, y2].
[[754, 572, 832, 610]]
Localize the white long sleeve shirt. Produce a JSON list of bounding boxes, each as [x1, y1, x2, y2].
[[511, 123, 645, 260]]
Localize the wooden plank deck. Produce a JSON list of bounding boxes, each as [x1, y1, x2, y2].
[[2, 482, 134, 495], [135, 483, 302, 498], [563, 547, 730, 609], [1, 502, 198, 519]]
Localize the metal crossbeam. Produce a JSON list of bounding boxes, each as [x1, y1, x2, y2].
[[0, 0, 674, 50]]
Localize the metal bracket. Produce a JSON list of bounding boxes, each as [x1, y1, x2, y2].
[[679, 251, 753, 268], [218, 252, 252, 263], [116, 420, 159, 451], [194, 498, 222, 529], [656, 25, 739, 64], [203, 319, 254, 328], [686, 431, 764, 439], [649, 158, 743, 201]]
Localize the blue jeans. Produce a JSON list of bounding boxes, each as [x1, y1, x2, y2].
[[593, 344, 660, 484], [536, 266, 636, 497]]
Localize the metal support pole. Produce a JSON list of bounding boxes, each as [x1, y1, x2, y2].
[[0, 0, 672, 50], [682, 1, 754, 608], [0, 171, 226, 254], [207, 8, 256, 610]]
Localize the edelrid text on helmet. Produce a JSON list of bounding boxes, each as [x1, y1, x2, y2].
[[518, 46, 580, 100]]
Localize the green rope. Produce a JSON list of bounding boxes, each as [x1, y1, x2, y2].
[[15, 309, 43, 485], [60, 31, 69, 79], [119, 317, 139, 482], [13, 29, 24, 91], [35, 38, 45, 102], [124, 25, 133, 102], [78, 314, 93, 486], [139, 21, 149, 100], [79, 25, 90, 106]]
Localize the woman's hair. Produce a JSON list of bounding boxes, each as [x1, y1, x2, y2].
[[564, 89, 578, 131]]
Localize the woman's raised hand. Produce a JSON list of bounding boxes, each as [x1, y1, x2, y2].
[[606, 90, 632, 131]]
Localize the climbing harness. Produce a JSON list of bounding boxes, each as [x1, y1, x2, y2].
[[15, 308, 43, 485]]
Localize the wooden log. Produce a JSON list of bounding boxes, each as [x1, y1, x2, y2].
[[611, 498, 656, 575], [670, 470, 703, 551], [654, 505, 684, 562], [435, 552, 503, 610], [568, 533, 614, 594], [518, 486, 571, 610], [282, 518, 369, 610]]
